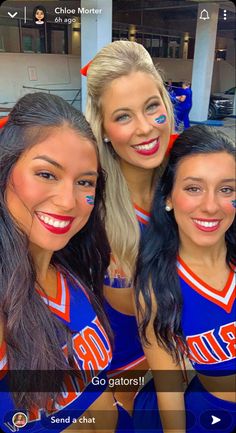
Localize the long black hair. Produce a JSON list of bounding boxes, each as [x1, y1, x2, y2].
[[0, 93, 111, 408], [135, 125, 235, 359]]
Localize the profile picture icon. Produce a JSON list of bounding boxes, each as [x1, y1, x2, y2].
[[33, 5, 46, 25], [12, 412, 28, 428]]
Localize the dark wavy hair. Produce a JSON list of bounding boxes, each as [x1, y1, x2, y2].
[[0, 93, 111, 408], [135, 125, 236, 360]]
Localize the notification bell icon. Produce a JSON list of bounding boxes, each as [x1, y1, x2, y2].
[[200, 9, 210, 20]]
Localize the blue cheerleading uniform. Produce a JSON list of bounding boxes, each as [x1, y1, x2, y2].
[[174, 86, 192, 130], [133, 258, 236, 433], [104, 205, 150, 375], [0, 269, 133, 432], [178, 257, 236, 433]]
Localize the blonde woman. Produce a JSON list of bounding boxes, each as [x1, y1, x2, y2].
[[83, 40, 175, 413]]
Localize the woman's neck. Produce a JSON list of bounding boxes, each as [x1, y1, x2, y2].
[[120, 159, 155, 211], [29, 243, 53, 286], [179, 240, 227, 269]]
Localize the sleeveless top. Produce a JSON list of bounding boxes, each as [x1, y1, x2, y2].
[[0, 270, 112, 432], [104, 205, 150, 375], [178, 257, 236, 376]]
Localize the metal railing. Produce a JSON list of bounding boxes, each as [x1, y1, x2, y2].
[[22, 86, 81, 109]]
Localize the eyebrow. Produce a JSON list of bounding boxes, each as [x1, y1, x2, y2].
[[183, 177, 236, 182], [112, 96, 162, 116], [32, 155, 98, 176]]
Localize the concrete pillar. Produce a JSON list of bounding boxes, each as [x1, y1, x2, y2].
[[190, 2, 219, 122], [81, 0, 112, 112]]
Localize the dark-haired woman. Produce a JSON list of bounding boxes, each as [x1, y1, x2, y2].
[[134, 125, 236, 433], [0, 93, 133, 432]]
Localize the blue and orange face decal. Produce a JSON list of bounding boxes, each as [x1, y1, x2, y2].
[[231, 199, 236, 208], [86, 195, 95, 205], [154, 114, 167, 124]]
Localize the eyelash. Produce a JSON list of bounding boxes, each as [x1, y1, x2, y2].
[[36, 172, 96, 188], [36, 171, 56, 180], [184, 186, 235, 194], [115, 114, 130, 122], [220, 187, 235, 194], [77, 180, 96, 188], [115, 102, 160, 122], [184, 186, 200, 193], [146, 102, 159, 112]]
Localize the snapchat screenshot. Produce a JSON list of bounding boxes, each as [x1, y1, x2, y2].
[[0, 1, 235, 432]]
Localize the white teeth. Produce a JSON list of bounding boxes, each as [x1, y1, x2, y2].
[[193, 219, 219, 228], [37, 214, 71, 228], [134, 140, 157, 150]]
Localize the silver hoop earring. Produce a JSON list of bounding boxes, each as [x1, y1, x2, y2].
[[165, 205, 172, 212]]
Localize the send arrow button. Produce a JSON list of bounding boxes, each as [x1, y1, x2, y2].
[[200, 410, 232, 430], [211, 415, 221, 425]]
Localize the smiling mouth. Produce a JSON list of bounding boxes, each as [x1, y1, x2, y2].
[[36, 212, 75, 233], [192, 219, 221, 231], [132, 138, 160, 155]]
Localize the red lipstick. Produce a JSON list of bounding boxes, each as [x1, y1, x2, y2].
[[192, 218, 221, 233], [35, 212, 75, 235], [132, 138, 160, 156]]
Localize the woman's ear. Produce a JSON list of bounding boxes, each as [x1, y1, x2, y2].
[[165, 198, 173, 212]]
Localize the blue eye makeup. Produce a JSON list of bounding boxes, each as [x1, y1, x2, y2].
[[154, 114, 167, 124], [86, 195, 95, 205]]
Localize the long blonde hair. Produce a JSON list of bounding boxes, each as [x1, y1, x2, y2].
[[86, 40, 174, 279]]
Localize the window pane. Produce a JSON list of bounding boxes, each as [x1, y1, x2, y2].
[[22, 26, 45, 53], [0, 17, 20, 52]]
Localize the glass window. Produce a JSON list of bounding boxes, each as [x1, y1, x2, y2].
[[168, 37, 181, 58], [22, 25, 46, 53], [0, 17, 20, 52], [144, 34, 152, 54], [152, 36, 161, 57]]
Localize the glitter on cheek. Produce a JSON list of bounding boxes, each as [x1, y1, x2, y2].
[[231, 199, 236, 208], [86, 195, 95, 205], [154, 114, 167, 124]]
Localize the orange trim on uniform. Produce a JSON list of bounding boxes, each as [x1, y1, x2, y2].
[[0, 340, 7, 363], [37, 272, 70, 322], [177, 256, 235, 313], [134, 203, 150, 225], [0, 340, 8, 379], [0, 116, 9, 128], [166, 133, 179, 155], [134, 203, 150, 217]]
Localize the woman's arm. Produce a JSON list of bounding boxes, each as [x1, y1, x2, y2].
[[134, 292, 186, 433], [176, 95, 186, 102]]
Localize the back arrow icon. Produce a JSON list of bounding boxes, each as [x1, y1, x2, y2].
[[211, 415, 221, 425], [8, 12, 18, 18]]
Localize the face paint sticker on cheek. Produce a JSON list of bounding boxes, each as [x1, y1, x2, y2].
[[231, 199, 236, 208], [86, 195, 95, 205], [154, 114, 167, 125]]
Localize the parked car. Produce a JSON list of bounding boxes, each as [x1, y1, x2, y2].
[[166, 82, 234, 120], [208, 88, 234, 120]]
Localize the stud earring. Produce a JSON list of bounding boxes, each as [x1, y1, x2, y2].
[[103, 137, 110, 143], [165, 204, 172, 212]]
